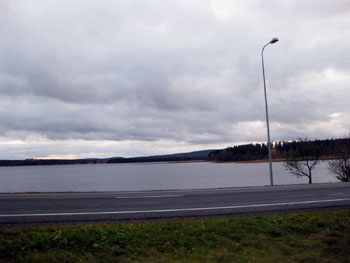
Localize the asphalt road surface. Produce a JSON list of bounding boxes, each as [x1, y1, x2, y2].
[[0, 183, 349, 225]]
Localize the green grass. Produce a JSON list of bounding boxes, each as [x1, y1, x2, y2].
[[1, 210, 349, 263]]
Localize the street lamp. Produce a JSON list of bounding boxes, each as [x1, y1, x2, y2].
[[261, 37, 279, 186]]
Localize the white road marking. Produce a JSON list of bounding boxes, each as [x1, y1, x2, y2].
[[0, 198, 349, 218], [115, 195, 184, 199]]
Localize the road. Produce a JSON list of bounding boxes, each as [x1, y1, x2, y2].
[[0, 183, 349, 225]]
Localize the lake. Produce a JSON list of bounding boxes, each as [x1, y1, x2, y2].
[[0, 161, 338, 193]]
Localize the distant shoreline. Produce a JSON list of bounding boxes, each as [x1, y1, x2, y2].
[[0, 157, 337, 167], [210, 156, 335, 164], [0, 156, 336, 167], [211, 159, 284, 164]]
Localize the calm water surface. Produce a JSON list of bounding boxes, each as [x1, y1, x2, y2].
[[0, 161, 338, 193]]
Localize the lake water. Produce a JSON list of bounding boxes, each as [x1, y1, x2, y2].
[[0, 161, 338, 193]]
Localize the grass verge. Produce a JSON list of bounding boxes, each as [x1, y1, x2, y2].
[[1, 210, 349, 263]]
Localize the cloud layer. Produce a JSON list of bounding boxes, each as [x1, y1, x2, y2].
[[0, 0, 349, 159]]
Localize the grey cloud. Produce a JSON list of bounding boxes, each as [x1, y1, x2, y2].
[[0, 0, 349, 158]]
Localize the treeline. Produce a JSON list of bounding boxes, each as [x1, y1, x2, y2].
[[207, 138, 350, 162], [2, 139, 349, 166], [107, 150, 212, 164], [0, 159, 108, 167], [0, 150, 214, 167]]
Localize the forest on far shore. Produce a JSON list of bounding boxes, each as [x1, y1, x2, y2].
[[1, 138, 349, 166], [207, 138, 350, 162]]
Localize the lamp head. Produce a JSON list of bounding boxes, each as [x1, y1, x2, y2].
[[270, 38, 279, 44]]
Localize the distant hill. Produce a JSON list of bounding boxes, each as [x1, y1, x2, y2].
[[107, 150, 216, 163], [0, 150, 217, 166], [3, 137, 349, 166]]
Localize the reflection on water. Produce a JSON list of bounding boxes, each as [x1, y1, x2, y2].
[[0, 161, 338, 193]]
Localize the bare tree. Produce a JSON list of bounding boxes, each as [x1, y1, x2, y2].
[[283, 138, 321, 184], [328, 134, 350, 182]]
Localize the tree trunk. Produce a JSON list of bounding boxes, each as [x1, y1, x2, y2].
[[308, 167, 312, 184]]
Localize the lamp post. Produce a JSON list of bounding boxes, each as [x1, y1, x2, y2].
[[261, 37, 278, 186]]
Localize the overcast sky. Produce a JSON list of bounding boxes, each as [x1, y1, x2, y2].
[[0, 0, 349, 159]]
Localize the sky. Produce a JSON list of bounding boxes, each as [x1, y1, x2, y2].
[[0, 0, 349, 159]]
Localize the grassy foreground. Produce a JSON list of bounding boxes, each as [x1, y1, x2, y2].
[[1, 210, 349, 263]]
